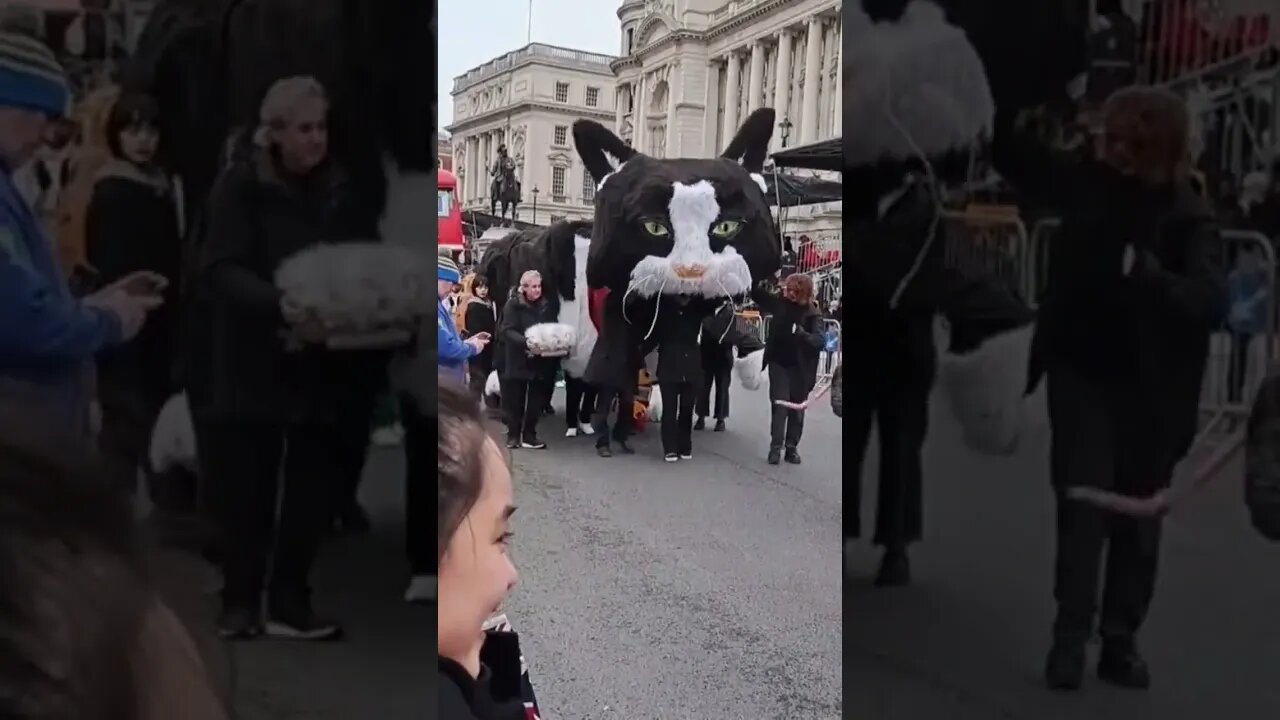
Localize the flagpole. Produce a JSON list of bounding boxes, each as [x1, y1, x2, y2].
[[527, 0, 532, 44]]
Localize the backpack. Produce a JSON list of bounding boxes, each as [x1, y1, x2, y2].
[[1245, 366, 1280, 541]]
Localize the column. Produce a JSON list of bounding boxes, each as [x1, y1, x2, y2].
[[480, 133, 490, 204], [634, 73, 647, 151], [747, 40, 765, 114], [466, 136, 477, 204], [665, 65, 679, 157], [702, 62, 720, 155], [615, 84, 626, 133], [722, 51, 740, 141], [835, 21, 842, 139], [772, 29, 793, 150], [800, 16, 823, 144]]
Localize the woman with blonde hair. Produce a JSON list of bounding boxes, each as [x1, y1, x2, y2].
[[994, 85, 1225, 691], [196, 75, 353, 641]]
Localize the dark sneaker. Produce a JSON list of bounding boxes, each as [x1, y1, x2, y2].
[[505, 436, 520, 450], [874, 548, 911, 587], [694, 417, 706, 431], [265, 606, 343, 641], [664, 453, 679, 463], [217, 606, 263, 641], [767, 448, 781, 465], [784, 449, 801, 465], [615, 440, 635, 455], [597, 445, 613, 458], [1045, 642, 1087, 691], [1097, 640, 1151, 689], [521, 436, 547, 450], [713, 419, 726, 432]]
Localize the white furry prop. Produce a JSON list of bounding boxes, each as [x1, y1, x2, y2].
[[735, 348, 765, 391], [559, 233, 599, 377], [647, 384, 663, 422], [485, 370, 502, 399], [935, 322, 1046, 456], [274, 243, 434, 348], [149, 392, 198, 473], [844, 1, 995, 168], [525, 322, 577, 357]]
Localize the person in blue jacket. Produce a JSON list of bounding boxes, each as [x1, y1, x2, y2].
[[438, 254, 487, 383], [0, 32, 162, 434]]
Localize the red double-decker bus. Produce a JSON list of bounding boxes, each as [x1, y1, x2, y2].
[[438, 168, 464, 254]]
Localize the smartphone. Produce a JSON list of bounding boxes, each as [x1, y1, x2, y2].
[[472, 332, 491, 341]]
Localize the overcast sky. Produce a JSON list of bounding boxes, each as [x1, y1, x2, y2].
[[439, 0, 621, 131]]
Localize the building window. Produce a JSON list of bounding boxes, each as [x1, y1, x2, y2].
[[553, 125, 568, 146], [585, 86, 599, 108], [550, 214, 567, 225], [626, 28, 634, 54], [554, 82, 569, 103], [551, 166, 567, 199], [582, 172, 595, 203]]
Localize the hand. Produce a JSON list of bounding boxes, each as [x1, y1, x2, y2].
[[464, 335, 489, 353], [85, 288, 163, 341], [108, 270, 168, 297]]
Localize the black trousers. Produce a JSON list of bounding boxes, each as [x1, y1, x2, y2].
[[502, 378, 551, 440], [767, 364, 810, 450], [468, 358, 492, 402], [334, 389, 378, 514], [847, 317, 935, 547], [1047, 365, 1173, 646], [660, 381, 697, 455], [592, 383, 635, 447], [564, 376, 597, 428], [96, 377, 166, 497], [200, 419, 342, 611], [400, 396, 435, 576], [696, 363, 731, 420]]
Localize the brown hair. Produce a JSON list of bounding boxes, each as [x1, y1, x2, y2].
[[1099, 86, 1191, 185], [438, 374, 504, 562], [0, 410, 227, 720], [783, 273, 816, 307]]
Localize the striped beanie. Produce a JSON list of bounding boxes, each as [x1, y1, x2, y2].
[[438, 254, 461, 284], [0, 33, 70, 118]]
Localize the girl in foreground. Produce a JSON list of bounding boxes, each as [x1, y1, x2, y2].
[[437, 378, 537, 719]]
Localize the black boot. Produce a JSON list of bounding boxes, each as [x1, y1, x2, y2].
[[784, 448, 801, 465], [1044, 642, 1087, 691], [1097, 638, 1150, 689], [873, 547, 910, 587], [713, 419, 726, 432], [694, 417, 706, 431], [767, 448, 781, 465]]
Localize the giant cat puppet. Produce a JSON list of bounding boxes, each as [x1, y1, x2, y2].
[[480, 109, 782, 405]]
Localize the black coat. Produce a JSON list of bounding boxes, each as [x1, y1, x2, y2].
[[699, 304, 736, 371], [994, 116, 1225, 459], [584, 291, 652, 390], [438, 658, 524, 720], [464, 297, 497, 369], [652, 295, 720, 385], [496, 293, 558, 382], [193, 150, 362, 422], [759, 294, 824, 393], [86, 161, 183, 404]]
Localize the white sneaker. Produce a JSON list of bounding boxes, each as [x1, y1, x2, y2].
[[565, 427, 579, 438], [580, 424, 595, 436], [404, 574, 436, 604], [371, 424, 404, 447]]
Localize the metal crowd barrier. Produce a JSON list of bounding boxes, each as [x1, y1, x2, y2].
[[943, 207, 1035, 304], [819, 318, 841, 384]]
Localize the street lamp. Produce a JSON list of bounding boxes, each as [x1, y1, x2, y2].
[[779, 117, 793, 148], [531, 185, 540, 225]]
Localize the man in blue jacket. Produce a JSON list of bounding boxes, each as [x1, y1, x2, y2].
[[437, 254, 486, 385], [0, 32, 162, 433]]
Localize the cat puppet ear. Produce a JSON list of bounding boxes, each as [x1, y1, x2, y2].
[[720, 108, 775, 175], [573, 120, 639, 189]]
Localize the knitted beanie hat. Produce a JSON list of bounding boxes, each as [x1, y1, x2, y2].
[[0, 32, 70, 118], [438, 254, 461, 284]]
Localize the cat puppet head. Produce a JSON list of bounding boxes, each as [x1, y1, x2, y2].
[[572, 108, 781, 300]]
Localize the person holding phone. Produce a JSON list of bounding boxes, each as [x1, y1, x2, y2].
[[0, 33, 163, 436], [464, 276, 497, 401]]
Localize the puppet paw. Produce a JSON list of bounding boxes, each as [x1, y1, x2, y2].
[[149, 392, 198, 473], [735, 348, 765, 390]]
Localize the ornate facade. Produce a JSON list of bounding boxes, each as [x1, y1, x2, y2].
[[447, 43, 618, 223], [612, 0, 842, 237]]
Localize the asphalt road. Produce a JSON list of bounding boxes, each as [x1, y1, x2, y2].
[[846, 386, 1280, 720]]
